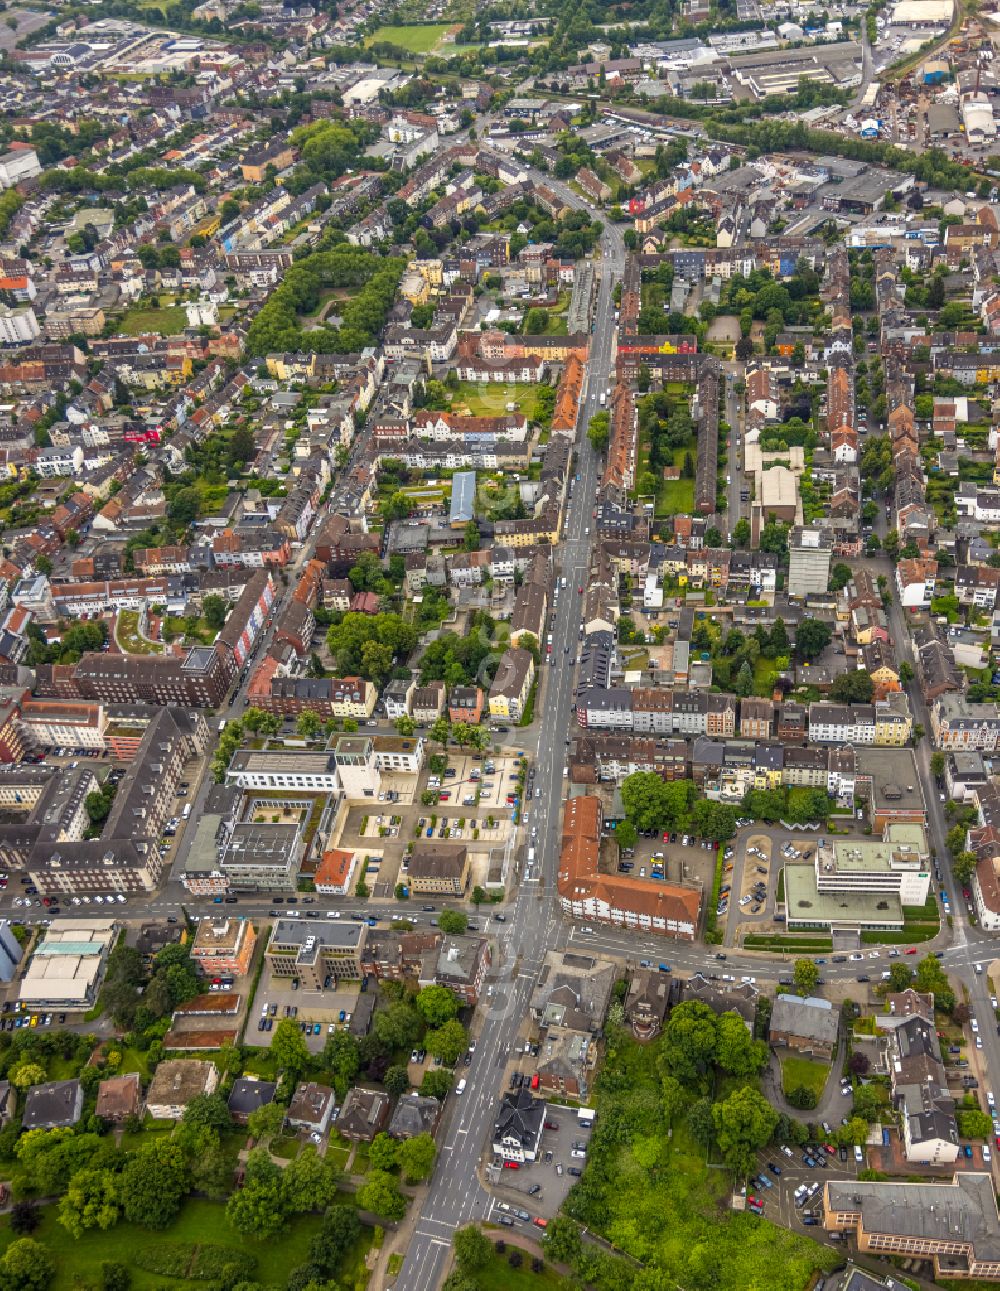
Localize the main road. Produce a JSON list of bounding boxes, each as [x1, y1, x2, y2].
[[396, 185, 626, 1291]]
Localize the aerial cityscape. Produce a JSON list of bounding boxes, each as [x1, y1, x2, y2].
[[0, 0, 994, 1287]]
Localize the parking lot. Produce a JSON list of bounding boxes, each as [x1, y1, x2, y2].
[[252, 967, 360, 1053], [491, 1107, 593, 1220], [618, 831, 719, 892], [749, 1142, 862, 1235]]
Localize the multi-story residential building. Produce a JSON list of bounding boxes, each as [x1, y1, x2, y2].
[[931, 695, 1000, 752], [807, 702, 876, 745], [874, 692, 913, 745], [16, 699, 107, 751], [488, 647, 535, 722]]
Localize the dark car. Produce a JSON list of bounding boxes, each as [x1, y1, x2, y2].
[[528, 1184, 541, 1196], [568, 1167, 582, 1177], [768, 1162, 781, 1175]]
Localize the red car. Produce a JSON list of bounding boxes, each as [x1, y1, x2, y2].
[[533, 1217, 548, 1229], [905, 947, 917, 955], [824, 1144, 836, 1155], [503, 1161, 520, 1170]]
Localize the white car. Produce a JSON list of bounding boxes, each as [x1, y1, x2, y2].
[[985, 1145, 992, 1163], [972, 1019, 980, 1033], [977, 1037, 984, 1049], [988, 1091, 995, 1108]]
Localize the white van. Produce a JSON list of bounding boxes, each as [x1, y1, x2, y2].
[[182, 803, 192, 820], [456, 1078, 467, 1095]]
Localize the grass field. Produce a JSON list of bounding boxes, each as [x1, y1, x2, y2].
[[449, 381, 539, 418], [477, 1252, 563, 1289], [117, 304, 187, 336], [781, 1055, 830, 1101], [365, 22, 453, 52], [116, 609, 163, 656], [660, 478, 695, 514], [0, 1199, 336, 1291]]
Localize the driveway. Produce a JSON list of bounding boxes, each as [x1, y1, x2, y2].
[[762, 1032, 849, 1124]]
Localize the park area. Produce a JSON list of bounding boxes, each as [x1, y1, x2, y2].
[[365, 22, 454, 52], [0, 1198, 372, 1291]]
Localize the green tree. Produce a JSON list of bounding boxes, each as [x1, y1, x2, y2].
[[0, 1238, 54, 1291], [369, 1133, 399, 1172], [181, 1093, 231, 1132], [712, 1086, 779, 1176], [716, 1011, 767, 1077], [270, 1018, 311, 1074], [688, 1096, 716, 1150], [120, 1141, 191, 1229], [324, 1031, 360, 1083], [732, 517, 750, 547], [795, 618, 832, 661], [202, 595, 227, 631], [225, 1148, 288, 1238], [58, 1167, 121, 1237], [167, 486, 200, 526], [395, 715, 416, 737], [930, 751, 946, 779], [587, 410, 610, 451], [356, 1169, 406, 1221], [437, 910, 467, 935], [661, 1000, 718, 1085], [296, 709, 322, 741], [953, 851, 978, 886], [426, 1019, 467, 1066], [615, 820, 637, 851], [453, 1224, 492, 1272], [420, 1069, 452, 1100], [385, 1065, 409, 1097], [247, 1101, 285, 1145], [398, 1132, 436, 1183], [463, 520, 480, 552], [888, 962, 913, 992], [415, 984, 459, 1028], [793, 958, 820, 996]]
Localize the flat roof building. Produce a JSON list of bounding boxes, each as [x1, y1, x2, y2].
[[18, 917, 116, 1008]]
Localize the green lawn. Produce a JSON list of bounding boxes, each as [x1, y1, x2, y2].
[[448, 381, 539, 419], [271, 1135, 301, 1160], [117, 304, 187, 336], [365, 22, 453, 52], [660, 478, 695, 514], [0, 1199, 332, 1291], [781, 1055, 830, 1101], [477, 1252, 563, 1289]]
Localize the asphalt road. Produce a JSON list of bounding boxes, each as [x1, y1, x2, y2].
[[396, 187, 625, 1291]]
